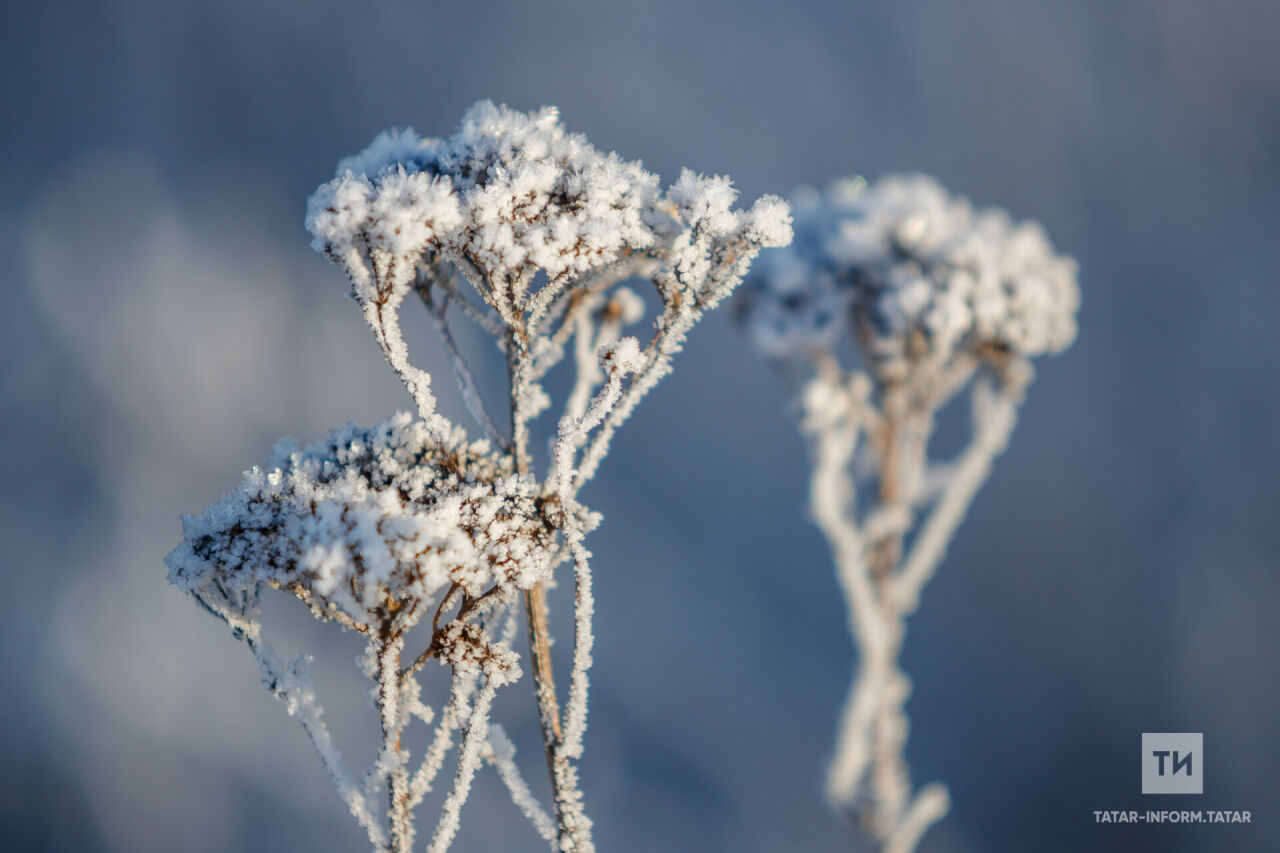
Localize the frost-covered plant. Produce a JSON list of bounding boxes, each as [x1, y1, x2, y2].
[[738, 174, 1078, 853], [167, 100, 790, 853]]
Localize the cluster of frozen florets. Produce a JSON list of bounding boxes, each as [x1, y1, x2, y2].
[[741, 174, 1078, 376], [305, 99, 655, 289], [597, 336, 646, 375], [306, 101, 658, 288], [165, 413, 558, 635], [436, 621, 523, 686], [663, 169, 794, 293], [306, 100, 791, 314]]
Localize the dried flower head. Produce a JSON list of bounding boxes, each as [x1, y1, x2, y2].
[[741, 174, 1079, 380], [307, 101, 790, 290], [307, 102, 659, 289], [303, 99, 792, 454], [436, 621, 522, 686], [165, 413, 562, 636]]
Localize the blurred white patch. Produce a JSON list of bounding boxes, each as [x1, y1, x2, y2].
[[24, 153, 398, 851]]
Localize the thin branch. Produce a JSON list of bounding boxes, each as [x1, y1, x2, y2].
[[418, 285, 510, 451], [430, 264, 507, 338], [559, 537, 595, 761], [563, 303, 604, 425], [551, 339, 640, 497], [407, 670, 475, 810], [890, 374, 1022, 616], [427, 678, 499, 853], [529, 252, 656, 334], [569, 241, 765, 490], [885, 784, 950, 853], [348, 248, 448, 441], [485, 725, 558, 848], [453, 253, 515, 325], [195, 588, 389, 850]]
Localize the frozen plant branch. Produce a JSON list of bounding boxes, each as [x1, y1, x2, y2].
[[192, 583, 390, 848], [890, 372, 1026, 617], [485, 724, 559, 845], [738, 173, 1078, 852], [417, 276, 510, 451], [169, 100, 790, 852]]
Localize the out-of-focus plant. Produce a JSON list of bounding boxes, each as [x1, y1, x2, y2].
[[166, 101, 791, 853], [738, 174, 1078, 853]]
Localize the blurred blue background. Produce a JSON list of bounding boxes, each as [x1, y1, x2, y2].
[[2, 1, 1277, 851]]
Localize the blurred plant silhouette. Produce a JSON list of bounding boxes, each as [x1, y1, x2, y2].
[[166, 101, 791, 853], [739, 174, 1079, 853]]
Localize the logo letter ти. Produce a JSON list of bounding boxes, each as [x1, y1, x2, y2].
[[1142, 734, 1203, 795]]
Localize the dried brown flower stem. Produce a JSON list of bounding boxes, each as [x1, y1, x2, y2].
[[506, 324, 583, 849]]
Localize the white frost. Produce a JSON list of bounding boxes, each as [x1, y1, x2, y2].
[[741, 173, 1078, 373], [165, 413, 556, 634], [739, 174, 1078, 853], [175, 99, 794, 853]]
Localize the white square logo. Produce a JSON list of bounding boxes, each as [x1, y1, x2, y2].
[[1142, 732, 1202, 794]]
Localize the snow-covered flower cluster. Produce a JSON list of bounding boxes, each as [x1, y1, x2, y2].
[[435, 621, 523, 686], [308, 101, 655, 284], [166, 413, 570, 636], [307, 99, 790, 290], [741, 174, 1078, 380], [304, 100, 790, 434]]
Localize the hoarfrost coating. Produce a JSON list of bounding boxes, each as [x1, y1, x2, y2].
[[304, 99, 791, 434], [737, 174, 1078, 853], [741, 174, 1079, 377], [170, 100, 792, 853], [305, 98, 788, 293], [165, 414, 576, 636]]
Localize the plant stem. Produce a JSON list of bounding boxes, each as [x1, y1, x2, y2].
[[869, 402, 911, 837], [506, 326, 584, 847], [378, 631, 412, 853], [524, 584, 564, 748]]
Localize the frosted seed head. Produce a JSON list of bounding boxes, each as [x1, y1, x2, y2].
[[366, 169, 461, 258], [598, 336, 644, 374], [743, 194, 795, 247], [308, 100, 792, 323], [740, 173, 1079, 377], [165, 414, 559, 635], [307, 101, 665, 287], [668, 169, 741, 238], [305, 173, 376, 256], [437, 621, 522, 686]]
